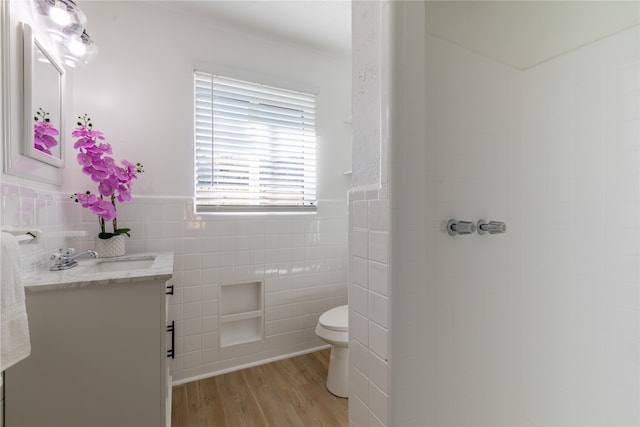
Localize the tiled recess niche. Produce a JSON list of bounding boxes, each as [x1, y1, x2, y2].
[[219, 281, 264, 347]]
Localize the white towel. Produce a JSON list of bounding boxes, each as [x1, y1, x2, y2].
[[0, 231, 31, 385]]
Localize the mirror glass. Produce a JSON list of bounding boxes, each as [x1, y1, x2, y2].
[[22, 22, 64, 167]]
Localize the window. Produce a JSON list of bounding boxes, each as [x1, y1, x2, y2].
[[194, 71, 317, 213]]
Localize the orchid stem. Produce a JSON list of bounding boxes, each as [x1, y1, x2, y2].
[[111, 195, 117, 233]]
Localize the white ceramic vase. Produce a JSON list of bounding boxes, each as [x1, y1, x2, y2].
[[95, 234, 126, 258]]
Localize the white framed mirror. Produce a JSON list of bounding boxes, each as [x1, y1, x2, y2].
[[22, 21, 64, 168], [2, 2, 66, 185]]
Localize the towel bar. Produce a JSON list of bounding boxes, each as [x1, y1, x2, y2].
[[0, 228, 41, 244]]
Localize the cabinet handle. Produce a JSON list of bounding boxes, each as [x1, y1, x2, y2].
[[166, 321, 175, 359], [166, 284, 174, 295]]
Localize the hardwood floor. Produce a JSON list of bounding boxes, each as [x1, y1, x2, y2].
[[172, 349, 348, 427]]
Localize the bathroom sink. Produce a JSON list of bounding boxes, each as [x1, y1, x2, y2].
[[79, 256, 156, 274], [23, 252, 173, 292]]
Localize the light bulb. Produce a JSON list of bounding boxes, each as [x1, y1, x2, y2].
[[64, 57, 78, 68], [68, 38, 86, 56], [49, 5, 71, 26]]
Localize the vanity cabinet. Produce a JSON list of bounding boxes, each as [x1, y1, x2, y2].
[[5, 275, 172, 427]]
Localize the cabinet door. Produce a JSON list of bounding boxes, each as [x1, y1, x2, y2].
[[6, 280, 165, 427]]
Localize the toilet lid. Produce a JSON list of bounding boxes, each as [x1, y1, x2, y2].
[[319, 305, 348, 332]]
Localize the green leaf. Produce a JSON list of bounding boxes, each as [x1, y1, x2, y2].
[[99, 229, 132, 239], [114, 228, 131, 237]]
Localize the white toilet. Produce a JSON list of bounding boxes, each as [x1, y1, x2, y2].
[[315, 305, 349, 398]]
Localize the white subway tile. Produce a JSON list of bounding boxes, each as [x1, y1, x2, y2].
[[201, 300, 218, 317], [182, 318, 202, 336], [369, 352, 388, 393], [183, 334, 202, 352], [202, 331, 218, 349], [182, 221, 202, 238], [182, 253, 202, 271], [369, 321, 388, 361], [351, 338, 370, 377], [368, 199, 389, 231], [351, 256, 368, 287], [352, 229, 369, 258], [199, 316, 218, 336], [201, 268, 218, 285], [352, 200, 369, 228], [183, 302, 202, 320], [201, 284, 218, 301], [349, 396, 370, 427], [368, 231, 388, 264], [182, 351, 202, 369], [351, 367, 369, 405], [162, 222, 182, 239], [218, 267, 234, 285], [368, 261, 388, 296], [183, 270, 203, 287], [234, 250, 252, 266], [369, 292, 389, 329], [183, 286, 202, 303], [201, 348, 219, 365], [162, 238, 182, 253], [235, 235, 252, 250], [350, 284, 368, 317], [368, 382, 389, 426], [351, 311, 369, 345], [218, 251, 235, 267]]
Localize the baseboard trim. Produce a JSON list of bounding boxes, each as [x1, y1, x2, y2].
[[172, 344, 331, 386]]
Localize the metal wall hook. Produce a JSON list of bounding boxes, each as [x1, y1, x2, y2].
[[477, 220, 506, 235], [447, 219, 476, 236]]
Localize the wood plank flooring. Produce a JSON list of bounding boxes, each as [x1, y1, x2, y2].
[[172, 349, 348, 427]]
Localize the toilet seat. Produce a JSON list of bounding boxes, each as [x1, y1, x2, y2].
[[318, 305, 348, 332]]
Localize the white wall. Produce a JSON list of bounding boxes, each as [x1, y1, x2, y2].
[[390, 6, 523, 423], [520, 26, 639, 425], [386, 2, 639, 425], [68, 1, 351, 199], [3, 0, 351, 384], [424, 33, 522, 426]]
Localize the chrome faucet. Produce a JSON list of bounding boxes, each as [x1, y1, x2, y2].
[[50, 248, 99, 271]]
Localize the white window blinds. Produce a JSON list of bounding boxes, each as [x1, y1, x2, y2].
[[194, 71, 317, 212]]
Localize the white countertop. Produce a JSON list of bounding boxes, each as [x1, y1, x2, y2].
[[23, 252, 174, 293]]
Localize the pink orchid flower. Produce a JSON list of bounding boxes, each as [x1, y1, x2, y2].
[[71, 115, 144, 238]]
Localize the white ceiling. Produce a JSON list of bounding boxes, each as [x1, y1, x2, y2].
[[426, 1, 640, 70], [156, 0, 352, 55], [155, 1, 639, 69]]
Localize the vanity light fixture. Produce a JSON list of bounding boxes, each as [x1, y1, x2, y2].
[[31, 0, 97, 68]]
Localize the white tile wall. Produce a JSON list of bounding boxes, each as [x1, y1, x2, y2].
[[383, 4, 638, 424], [350, 1, 392, 424], [2, 189, 348, 383], [349, 186, 390, 427], [520, 26, 640, 426], [1, 183, 81, 272]]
